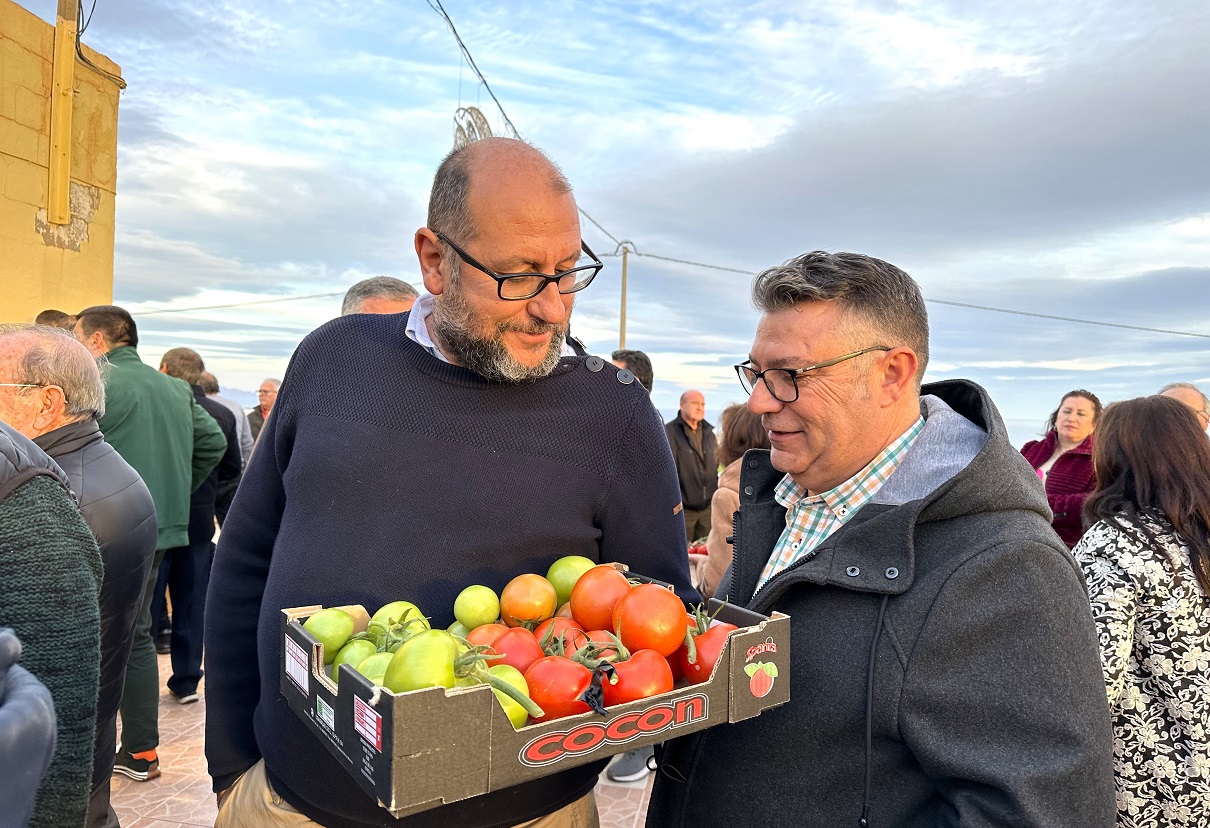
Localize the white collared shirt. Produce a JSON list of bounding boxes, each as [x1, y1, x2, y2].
[[404, 293, 577, 363]]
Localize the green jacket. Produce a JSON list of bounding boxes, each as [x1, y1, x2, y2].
[[96, 346, 226, 549]]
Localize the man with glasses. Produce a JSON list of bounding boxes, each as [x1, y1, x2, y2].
[[206, 137, 696, 828], [247, 378, 279, 443], [648, 251, 1116, 827], [1159, 382, 1210, 432]]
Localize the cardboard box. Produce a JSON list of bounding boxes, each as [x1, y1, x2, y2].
[[280, 590, 790, 818]]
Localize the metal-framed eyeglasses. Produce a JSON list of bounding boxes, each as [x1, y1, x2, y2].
[[735, 346, 892, 403], [0, 383, 47, 389], [433, 231, 603, 301]]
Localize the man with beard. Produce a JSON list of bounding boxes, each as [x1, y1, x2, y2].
[[205, 137, 697, 828]]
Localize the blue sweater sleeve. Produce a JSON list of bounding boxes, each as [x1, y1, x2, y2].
[[597, 396, 700, 605], [204, 375, 292, 792]]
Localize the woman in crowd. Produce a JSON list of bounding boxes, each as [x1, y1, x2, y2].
[[1073, 395, 1210, 826], [1021, 389, 1101, 547], [698, 403, 769, 599]]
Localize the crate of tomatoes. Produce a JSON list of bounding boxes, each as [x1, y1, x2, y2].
[[280, 558, 790, 818]]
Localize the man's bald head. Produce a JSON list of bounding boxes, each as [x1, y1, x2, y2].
[[427, 138, 571, 247], [1159, 382, 1210, 431]]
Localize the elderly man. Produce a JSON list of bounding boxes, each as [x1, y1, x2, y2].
[[206, 137, 696, 828], [666, 389, 718, 540], [73, 305, 226, 783], [0, 420, 103, 828], [1159, 381, 1210, 432], [247, 378, 279, 442], [0, 324, 157, 826], [340, 276, 420, 315], [647, 251, 1116, 827]]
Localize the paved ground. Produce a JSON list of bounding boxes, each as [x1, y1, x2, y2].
[[111, 653, 653, 827]]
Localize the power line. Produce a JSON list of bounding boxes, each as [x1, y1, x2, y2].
[[426, 0, 519, 138], [929, 299, 1210, 340], [134, 292, 343, 316]]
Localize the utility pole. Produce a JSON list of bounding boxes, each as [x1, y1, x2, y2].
[[615, 241, 636, 350]]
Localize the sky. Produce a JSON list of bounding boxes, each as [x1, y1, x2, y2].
[[23, 0, 1210, 446]]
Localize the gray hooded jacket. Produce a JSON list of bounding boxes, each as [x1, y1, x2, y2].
[[647, 379, 1116, 828]]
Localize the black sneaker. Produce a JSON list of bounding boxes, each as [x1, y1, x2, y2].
[[113, 746, 160, 781], [606, 746, 653, 783], [171, 690, 199, 704], [155, 631, 171, 655]]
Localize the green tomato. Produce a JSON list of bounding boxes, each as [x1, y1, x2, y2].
[[454, 585, 501, 631], [303, 608, 355, 665], [383, 629, 460, 693], [448, 620, 472, 639], [353, 652, 394, 686], [545, 555, 597, 607], [488, 664, 531, 730], [370, 600, 429, 633], [331, 639, 378, 683]]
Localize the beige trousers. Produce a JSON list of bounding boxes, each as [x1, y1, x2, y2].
[[215, 759, 600, 828]]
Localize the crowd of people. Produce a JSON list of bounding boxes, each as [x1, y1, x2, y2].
[[1, 136, 1208, 828]]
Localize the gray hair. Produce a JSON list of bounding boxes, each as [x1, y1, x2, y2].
[[0, 324, 107, 419], [426, 139, 572, 281], [341, 277, 420, 316], [1159, 382, 1209, 406], [261, 378, 281, 390], [751, 251, 930, 381]]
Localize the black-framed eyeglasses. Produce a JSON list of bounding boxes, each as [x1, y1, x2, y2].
[[433, 230, 603, 301], [735, 346, 891, 403]]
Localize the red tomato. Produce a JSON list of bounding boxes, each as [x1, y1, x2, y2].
[[500, 574, 558, 628], [491, 627, 545, 675], [534, 617, 587, 653], [569, 566, 631, 631], [465, 623, 509, 649], [602, 649, 674, 707], [675, 622, 738, 685], [555, 601, 575, 619], [612, 584, 689, 657], [667, 615, 696, 681], [524, 656, 593, 722], [582, 629, 618, 659]]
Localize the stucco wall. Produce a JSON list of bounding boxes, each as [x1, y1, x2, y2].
[[0, 0, 121, 322]]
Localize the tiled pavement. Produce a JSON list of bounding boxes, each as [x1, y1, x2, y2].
[[112, 653, 653, 827]]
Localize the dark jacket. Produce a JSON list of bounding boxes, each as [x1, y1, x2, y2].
[[647, 380, 1117, 828], [193, 386, 242, 520], [34, 418, 157, 790], [0, 422, 103, 828], [247, 405, 267, 442], [665, 413, 718, 511], [0, 628, 57, 828], [1020, 431, 1095, 548], [96, 346, 226, 549]]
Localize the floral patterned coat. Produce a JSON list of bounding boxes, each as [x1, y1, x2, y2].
[[1073, 512, 1210, 826]]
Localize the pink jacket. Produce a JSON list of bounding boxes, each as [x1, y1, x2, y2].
[[1020, 431, 1096, 548]]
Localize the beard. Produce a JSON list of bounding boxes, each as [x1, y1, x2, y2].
[[430, 283, 569, 383]]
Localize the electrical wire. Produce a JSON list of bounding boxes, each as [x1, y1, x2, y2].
[[426, 0, 519, 138], [134, 292, 344, 316], [75, 0, 127, 89]]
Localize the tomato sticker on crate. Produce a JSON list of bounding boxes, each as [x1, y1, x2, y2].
[[353, 695, 382, 752], [285, 634, 310, 694]]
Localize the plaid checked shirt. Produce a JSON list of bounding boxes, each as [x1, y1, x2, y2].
[[757, 417, 926, 590]]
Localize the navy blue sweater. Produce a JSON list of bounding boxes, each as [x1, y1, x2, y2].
[[205, 312, 696, 827]]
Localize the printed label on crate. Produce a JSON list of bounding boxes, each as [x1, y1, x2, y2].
[[285, 635, 310, 694], [316, 695, 335, 730], [353, 696, 382, 752], [519, 693, 709, 767]]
